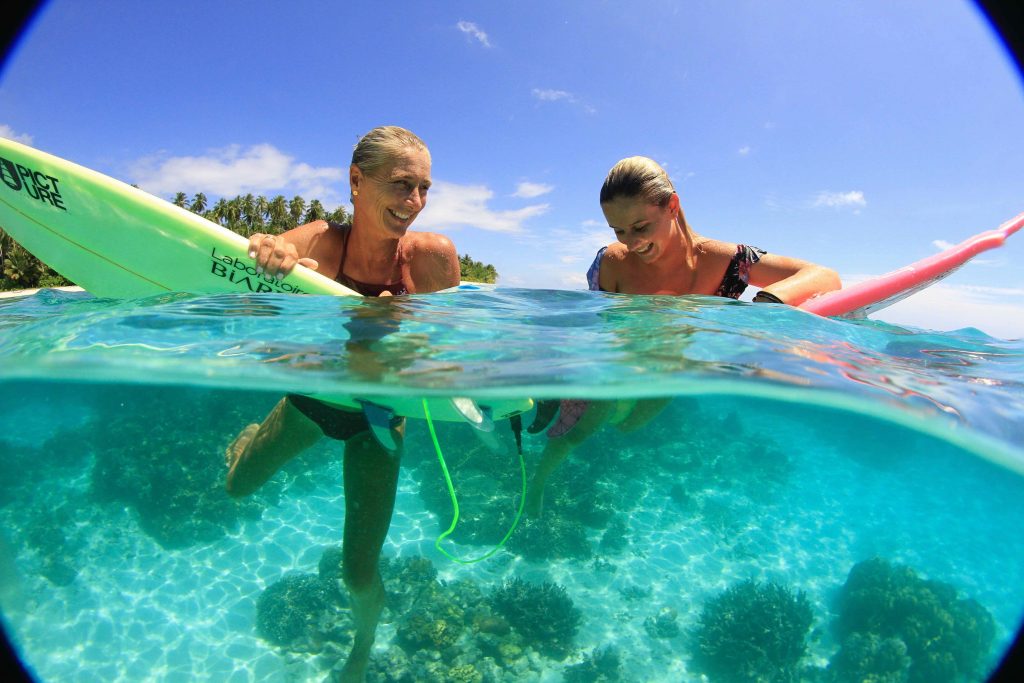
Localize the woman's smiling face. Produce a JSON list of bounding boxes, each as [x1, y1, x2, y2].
[[351, 146, 432, 236], [602, 193, 679, 263]]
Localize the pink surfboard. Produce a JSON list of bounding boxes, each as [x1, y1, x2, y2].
[[798, 212, 1024, 318]]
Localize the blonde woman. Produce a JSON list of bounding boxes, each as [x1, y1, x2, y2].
[[525, 156, 840, 516], [225, 126, 458, 682]]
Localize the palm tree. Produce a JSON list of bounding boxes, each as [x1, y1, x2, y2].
[[288, 196, 307, 227], [240, 193, 261, 235], [254, 195, 270, 231], [459, 254, 498, 283], [268, 195, 289, 233], [206, 198, 228, 226], [224, 197, 243, 232], [304, 199, 327, 224], [326, 205, 351, 224], [172, 192, 188, 208], [190, 192, 208, 214]]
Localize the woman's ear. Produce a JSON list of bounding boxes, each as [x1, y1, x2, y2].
[[667, 192, 681, 214], [349, 164, 362, 196]]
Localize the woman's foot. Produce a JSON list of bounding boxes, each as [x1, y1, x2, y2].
[[225, 423, 259, 468], [224, 397, 325, 498], [337, 576, 386, 682], [224, 423, 262, 497]]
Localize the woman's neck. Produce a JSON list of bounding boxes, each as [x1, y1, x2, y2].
[[641, 218, 702, 294], [661, 218, 699, 269]]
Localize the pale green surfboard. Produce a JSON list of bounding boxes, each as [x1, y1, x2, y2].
[[0, 138, 531, 423], [0, 138, 362, 298]]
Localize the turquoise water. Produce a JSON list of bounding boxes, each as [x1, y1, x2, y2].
[[0, 287, 1022, 682]]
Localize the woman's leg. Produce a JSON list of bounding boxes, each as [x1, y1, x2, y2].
[[225, 397, 323, 497], [616, 397, 672, 433], [337, 428, 403, 683], [525, 400, 613, 517]]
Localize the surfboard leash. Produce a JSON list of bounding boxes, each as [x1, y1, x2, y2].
[[422, 398, 526, 564]]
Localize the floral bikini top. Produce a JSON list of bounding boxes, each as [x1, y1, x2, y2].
[[585, 244, 766, 299]]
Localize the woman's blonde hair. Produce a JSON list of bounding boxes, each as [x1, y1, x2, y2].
[[600, 156, 690, 231], [600, 156, 676, 205], [351, 125, 430, 176]]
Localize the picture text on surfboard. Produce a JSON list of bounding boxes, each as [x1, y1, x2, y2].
[[0, 157, 66, 211]]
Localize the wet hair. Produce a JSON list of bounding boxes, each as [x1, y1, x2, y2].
[[600, 156, 675, 206], [351, 125, 430, 176], [600, 156, 690, 230]]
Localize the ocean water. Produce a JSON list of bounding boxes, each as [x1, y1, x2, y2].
[[0, 286, 1022, 683]]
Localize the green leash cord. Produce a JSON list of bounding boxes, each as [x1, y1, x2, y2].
[[422, 399, 526, 564]]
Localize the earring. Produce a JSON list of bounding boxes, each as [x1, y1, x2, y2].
[[352, 190, 359, 196]]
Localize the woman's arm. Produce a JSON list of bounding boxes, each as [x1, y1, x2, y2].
[[749, 252, 841, 306]]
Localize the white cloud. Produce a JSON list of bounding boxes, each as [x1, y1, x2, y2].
[[513, 181, 553, 198], [415, 180, 548, 234], [129, 144, 345, 206], [763, 193, 782, 211], [456, 21, 491, 47], [841, 275, 1024, 339], [933, 239, 955, 250], [738, 146, 751, 156], [0, 124, 33, 145], [531, 88, 596, 114], [542, 223, 611, 270], [812, 190, 867, 210], [512, 224, 606, 288], [532, 88, 574, 102]]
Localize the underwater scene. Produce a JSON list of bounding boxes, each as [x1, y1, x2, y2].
[[1, 287, 1023, 682]]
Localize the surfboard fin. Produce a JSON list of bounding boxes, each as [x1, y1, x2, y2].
[[358, 400, 402, 456], [450, 397, 495, 432], [449, 397, 509, 452]]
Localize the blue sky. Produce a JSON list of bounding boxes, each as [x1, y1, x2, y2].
[[2, 0, 1023, 337]]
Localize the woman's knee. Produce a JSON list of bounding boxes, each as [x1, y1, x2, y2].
[[342, 557, 380, 592]]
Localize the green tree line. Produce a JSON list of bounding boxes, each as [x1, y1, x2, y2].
[[1, 191, 498, 290], [459, 254, 498, 283]]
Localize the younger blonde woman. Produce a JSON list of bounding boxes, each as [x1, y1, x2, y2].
[[525, 155, 841, 516]]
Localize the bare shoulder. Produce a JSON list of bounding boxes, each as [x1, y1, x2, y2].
[[280, 219, 338, 250], [601, 242, 630, 263], [285, 219, 332, 240], [403, 230, 460, 292], [595, 242, 628, 291], [403, 230, 457, 259], [695, 238, 739, 258], [283, 220, 344, 266]]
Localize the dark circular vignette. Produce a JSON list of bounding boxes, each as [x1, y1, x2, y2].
[[0, 0, 45, 81], [976, 0, 1024, 79], [0, 2, 1021, 683], [958, 4, 1024, 680], [0, 9, 47, 678]]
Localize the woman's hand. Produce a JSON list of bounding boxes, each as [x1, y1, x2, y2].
[[247, 233, 320, 280]]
